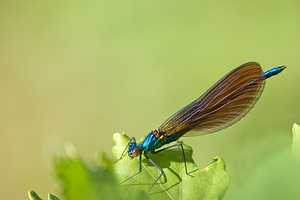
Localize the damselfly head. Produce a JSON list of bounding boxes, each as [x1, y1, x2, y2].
[[128, 142, 141, 158]]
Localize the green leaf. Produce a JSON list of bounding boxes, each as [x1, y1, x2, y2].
[[54, 143, 148, 200], [28, 191, 60, 200], [28, 190, 42, 200], [113, 133, 230, 200], [48, 194, 60, 200], [292, 123, 300, 160]]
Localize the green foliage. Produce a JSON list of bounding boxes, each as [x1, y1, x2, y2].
[[28, 190, 59, 200], [29, 122, 300, 199], [29, 132, 231, 200], [53, 143, 148, 200], [292, 123, 300, 160], [113, 133, 230, 200], [48, 194, 60, 200], [28, 191, 42, 200]]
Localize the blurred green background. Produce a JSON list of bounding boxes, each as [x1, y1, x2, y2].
[[0, 0, 299, 199]]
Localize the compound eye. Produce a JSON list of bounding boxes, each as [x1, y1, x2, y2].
[[131, 148, 140, 157]]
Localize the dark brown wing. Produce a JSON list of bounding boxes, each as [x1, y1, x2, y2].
[[158, 62, 265, 137]]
